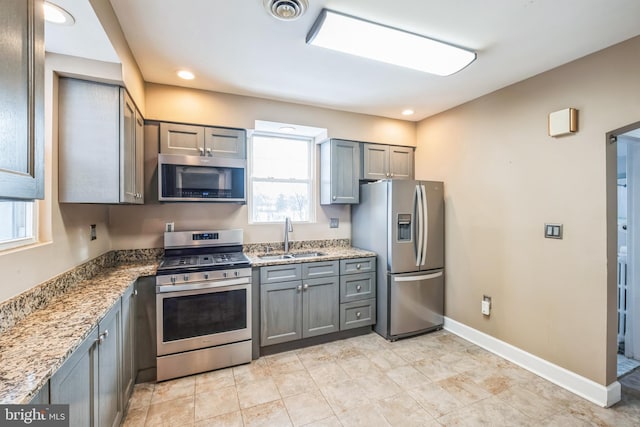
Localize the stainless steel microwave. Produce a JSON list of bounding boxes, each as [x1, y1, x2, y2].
[[158, 153, 246, 203]]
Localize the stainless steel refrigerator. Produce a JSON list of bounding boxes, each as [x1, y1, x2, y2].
[[352, 179, 444, 340]]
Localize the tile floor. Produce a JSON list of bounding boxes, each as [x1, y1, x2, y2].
[[122, 330, 640, 426]]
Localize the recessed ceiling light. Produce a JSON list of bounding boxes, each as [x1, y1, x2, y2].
[[177, 70, 195, 80], [402, 109, 415, 116], [44, 1, 75, 25], [279, 126, 296, 133]]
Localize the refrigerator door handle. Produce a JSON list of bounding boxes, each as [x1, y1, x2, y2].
[[394, 271, 444, 282], [415, 184, 424, 267], [421, 184, 428, 266]]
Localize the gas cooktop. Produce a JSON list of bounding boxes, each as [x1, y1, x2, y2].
[[158, 252, 250, 271]]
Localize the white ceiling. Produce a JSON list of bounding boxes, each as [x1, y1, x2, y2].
[[48, 0, 640, 121]]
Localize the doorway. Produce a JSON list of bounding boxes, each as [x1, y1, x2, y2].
[[616, 126, 640, 379]]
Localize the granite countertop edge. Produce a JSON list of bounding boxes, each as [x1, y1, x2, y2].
[[246, 246, 376, 267]]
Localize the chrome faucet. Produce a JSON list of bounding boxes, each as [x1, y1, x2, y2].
[[284, 217, 293, 253]]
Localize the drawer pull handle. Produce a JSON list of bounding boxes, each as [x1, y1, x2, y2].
[[356, 285, 362, 292], [356, 264, 361, 270], [356, 312, 361, 318], [297, 285, 302, 292], [303, 284, 309, 291]]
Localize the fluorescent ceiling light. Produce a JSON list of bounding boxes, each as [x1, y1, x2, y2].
[[306, 9, 476, 76], [44, 1, 75, 25], [177, 70, 195, 80]]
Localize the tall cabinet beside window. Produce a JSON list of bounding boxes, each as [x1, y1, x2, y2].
[[58, 78, 144, 204], [320, 139, 360, 204], [0, 0, 44, 200]]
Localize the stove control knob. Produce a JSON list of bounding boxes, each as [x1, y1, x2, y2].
[[204, 273, 209, 280], [223, 272, 228, 278], [234, 271, 239, 277], [170, 276, 176, 284], [183, 274, 189, 281]]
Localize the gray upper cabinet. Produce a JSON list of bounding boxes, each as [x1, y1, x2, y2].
[[0, 0, 44, 200], [361, 143, 414, 181], [58, 78, 144, 204], [160, 122, 246, 158], [320, 139, 360, 204]]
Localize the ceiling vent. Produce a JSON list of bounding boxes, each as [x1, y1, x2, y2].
[[264, 0, 308, 21]]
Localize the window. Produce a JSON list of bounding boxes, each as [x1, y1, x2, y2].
[[250, 133, 314, 223], [0, 201, 36, 250]]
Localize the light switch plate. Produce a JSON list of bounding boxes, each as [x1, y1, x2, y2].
[[90, 224, 97, 241], [544, 223, 563, 239]]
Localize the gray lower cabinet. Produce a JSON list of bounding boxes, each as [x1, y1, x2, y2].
[[50, 298, 125, 427], [339, 257, 377, 330], [261, 261, 339, 346], [320, 139, 360, 205], [121, 284, 136, 407], [29, 382, 50, 404]]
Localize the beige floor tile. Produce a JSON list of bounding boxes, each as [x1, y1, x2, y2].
[[232, 358, 271, 384], [145, 395, 195, 427], [265, 351, 306, 376], [337, 355, 381, 379], [297, 345, 336, 369], [365, 348, 408, 371], [151, 376, 195, 405], [555, 396, 640, 427], [437, 395, 537, 427], [497, 385, 564, 421], [319, 378, 370, 415], [194, 410, 243, 427], [121, 406, 147, 427], [307, 361, 350, 386], [385, 365, 431, 390], [128, 383, 155, 410], [437, 373, 491, 405], [195, 368, 235, 393], [412, 356, 463, 382], [407, 381, 465, 418], [236, 377, 281, 409], [283, 390, 335, 426], [337, 402, 391, 427], [377, 392, 438, 426], [349, 332, 394, 352], [241, 400, 292, 427], [273, 370, 319, 398], [194, 385, 240, 421], [299, 415, 342, 427], [321, 338, 364, 360], [355, 372, 402, 400], [389, 340, 430, 363]]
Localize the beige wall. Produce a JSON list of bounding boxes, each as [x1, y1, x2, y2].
[[107, 83, 416, 250], [415, 36, 640, 385], [0, 54, 114, 303]]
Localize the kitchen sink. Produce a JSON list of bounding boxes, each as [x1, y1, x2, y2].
[[257, 251, 325, 261]]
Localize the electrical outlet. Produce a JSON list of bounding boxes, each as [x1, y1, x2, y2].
[[329, 218, 339, 228], [165, 222, 174, 232], [90, 224, 97, 241], [482, 295, 491, 316]]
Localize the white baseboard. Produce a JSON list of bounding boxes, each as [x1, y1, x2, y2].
[[443, 317, 621, 407]]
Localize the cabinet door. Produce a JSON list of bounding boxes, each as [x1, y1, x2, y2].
[[121, 284, 136, 405], [204, 127, 246, 158], [0, 0, 44, 200], [302, 276, 339, 338], [362, 144, 389, 180], [134, 109, 145, 202], [389, 146, 414, 180], [50, 327, 99, 427], [321, 139, 360, 204], [160, 122, 205, 155], [121, 90, 137, 204], [97, 301, 123, 427], [260, 281, 302, 346]]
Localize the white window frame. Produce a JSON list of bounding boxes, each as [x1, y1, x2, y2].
[[0, 200, 37, 252], [248, 130, 316, 224]]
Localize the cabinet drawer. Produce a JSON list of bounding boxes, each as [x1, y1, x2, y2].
[[340, 299, 376, 330], [260, 264, 302, 284], [302, 261, 339, 279], [340, 257, 376, 275], [340, 272, 375, 303]]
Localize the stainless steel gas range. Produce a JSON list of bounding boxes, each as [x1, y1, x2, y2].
[[155, 229, 252, 381]]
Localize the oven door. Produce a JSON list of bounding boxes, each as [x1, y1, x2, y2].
[[156, 277, 251, 356]]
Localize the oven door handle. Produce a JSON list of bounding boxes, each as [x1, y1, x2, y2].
[[157, 277, 251, 293]]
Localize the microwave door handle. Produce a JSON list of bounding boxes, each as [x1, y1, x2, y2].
[[421, 184, 428, 266], [415, 184, 424, 267]]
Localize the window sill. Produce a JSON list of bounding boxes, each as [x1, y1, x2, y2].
[[0, 239, 51, 256]]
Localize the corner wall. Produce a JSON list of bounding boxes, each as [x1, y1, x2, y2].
[[415, 36, 640, 386]]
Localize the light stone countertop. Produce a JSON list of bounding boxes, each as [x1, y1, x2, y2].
[[245, 246, 377, 267], [0, 262, 158, 404]]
